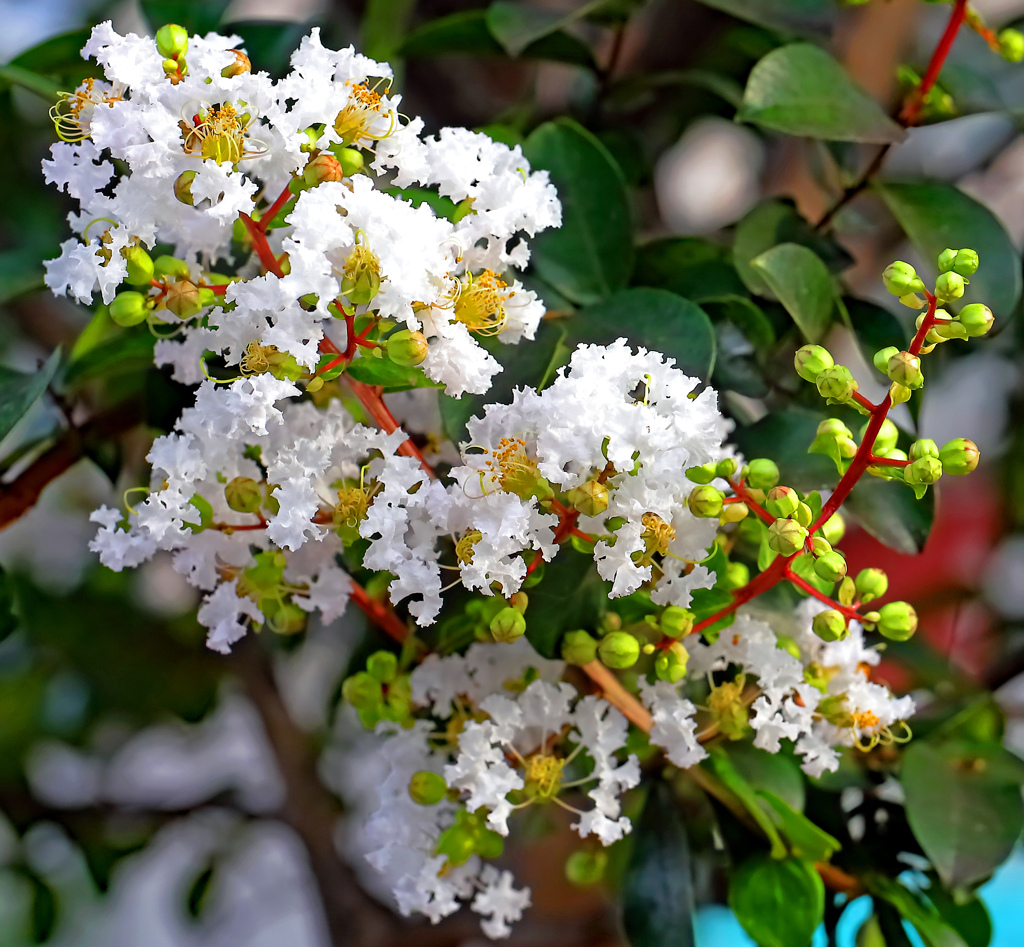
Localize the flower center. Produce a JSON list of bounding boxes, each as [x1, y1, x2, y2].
[[333, 81, 393, 147], [180, 104, 251, 165], [456, 529, 482, 565], [50, 79, 124, 143], [484, 437, 541, 496], [641, 512, 676, 556], [853, 710, 880, 730], [341, 244, 382, 306], [455, 270, 511, 336], [522, 752, 565, 800]]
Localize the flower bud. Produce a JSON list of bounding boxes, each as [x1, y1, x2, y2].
[[719, 502, 749, 525], [877, 601, 917, 641], [367, 650, 398, 683], [561, 630, 598, 665], [509, 591, 528, 614], [909, 438, 938, 462], [490, 606, 526, 643], [655, 642, 689, 684], [957, 303, 994, 338], [937, 248, 957, 273], [999, 27, 1024, 62], [813, 551, 847, 584], [765, 485, 799, 519], [302, 152, 345, 187], [687, 485, 723, 518], [109, 290, 149, 327], [565, 850, 607, 886], [855, 568, 888, 603], [265, 600, 307, 634], [122, 245, 154, 286], [342, 671, 382, 710], [331, 146, 365, 178], [660, 606, 695, 639], [163, 279, 203, 319], [952, 248, 979, 277], [598, 632, 640, 669], [889, 382, 912, 405], [716, 458, 738, 479], [409, 771, 447, 805], [816, 365, 859, 403], [173, 170, 197, 206], [685, 462, 718, 485], [154, 255, 190, 280], [882, 261, 925, 296], [221, 50, 251, 78], [386, 329, 429, 367], [568, 480, 609, 517], [225, 476, 262, 513], [600, 613, 622, 633], [811, 536, 832, 557], [934, 270, 966, 302], [794, 344, 835, 383], [887, 351, 923, 390], [767, 518, 808, 557], [793, 501, 813, 528], [745, 458, 780, 490], [939, 438, 980, 476], [873, 345, 900, 374], [155, 23, 189, 60], [821, 512, 845, 545], [812, 609, 848, 642], [725, 561, 750, 589], [862, 418, 898, 456]]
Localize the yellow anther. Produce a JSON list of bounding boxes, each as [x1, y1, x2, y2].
[[50, 78, 125, 143], [240, 341, 274, 375], [180, 103, 262, 165], [456, 529, 482, 566], [333, 80, 396, 147], [641, 512, 676, 556], [523, 752, 565, 800], [454, 270, 512, 336]]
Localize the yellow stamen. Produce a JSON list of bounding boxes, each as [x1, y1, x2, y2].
[[333, 81, 396, 147], [50, 78, 124, 143], [641, 512, 676, 556], [180, 103, 261, 165], [454, 270, 511, 336], [523, 752, 565, 800], [456, 529, 482, 566]]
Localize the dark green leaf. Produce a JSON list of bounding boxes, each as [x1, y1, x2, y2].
[[622, 781, 696, 947], [941, 65, 1004, 117], [923, 881, 992, 947], [523, 119, 633, 305], [631, 238, 746, 302], [694, 0, 835, 37], [361, 0, 418, 62], [750, 243, 834, 342], [732, 407, 836, 492], [29, 873, 57, 943], [0, 64, 62, 101], [706, 747, 787, 858], [0, 349, 60, 447], [139, 0, 230, 33], [706, 297, 774, 397], [867, 876, 969, 947], [843, 476, 934, 555], [608, 68, 745, 111], [757, 789, 841, 862], [844, 297, 910, 367], [0, 251, 45, 305], [9, 29, 92, 73], [384, 185, 458, 219], [727, 741, 804, 812], [226, 21, 311, 78], [524, 548, 607, 658], [63, 331, 155, 390], [876, 182, 1022, 317], [186, 865, 215, 919], [729, 854, 824, 947], [739, 44, 905, 143], [345, 354, 441, 393], [565, 288, 716, 381], [902, 740, 1024, 889], [487, 1, 568, 55], [0, 567, 17, 645]]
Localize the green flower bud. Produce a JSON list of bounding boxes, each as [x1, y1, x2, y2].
[[561, 630, 598, 665], [939, 438, 980, 476], [568, 480, 609, 517], [862, 418, 899, 455], [263, 599, 307, 635], [655, 642, 689, 684], [855, 568, 888, 603], [999, 27, 1024, 62], [816, 365, 859, 403], [155, 23, 189, 60], [793, 501, 813, 529], [386, 329, 429, 367], [725, 561, 750, 589], [598, 631, 640, 669], [889, 382, 913, 405], [767, 518, 808, 557], [154, 255, 190, 280], [909, 438, 938, 461], [716, 458, 737, 479], [821, 512, 845, 545], [660, 606, 695, 639], [302, 152, 345, 187], [225, 476, 262, 513], [813, 551, 847, 584], [121, 245, 155, 286], [745, 458, 780, 490], [565, 850, 607, 886], [957, 303, 994, 338], [934, 270, 966, 302], [765, 485, 800, 520], [174, 170, 197, 205], [600, 613, 622, 633], [330, 145, 365, 178], [887, 351, 923, 390], [409, 771, 447, 805], [811, 536, 832, 557], [367, 650, 398, 683], [685, 462, 718, 485], [882, 261, 925, 296], [342, 670, 382, 710], [952, 248, 979, 277], [688, 485, 724, 518], [509, 591, 528, 614], [873, 346, 900, 374], [812, 609, 848, 642], [877, 601, 917, 641], [490, 606, 526, 643], [794, 344, 835, 383], [937, 248, 957, 273], [109, 290, 149, 327], [719, 502, 749, 525]]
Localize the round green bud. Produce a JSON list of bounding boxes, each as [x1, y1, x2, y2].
[[225, 476, 262, 513], [716, 458, 738, 479], [720, 502, 749, 525], [883, 261, 925, 296], [687, 485, 724, 518], [330, 145, 365, 178], [565, 850, 607, 886], [887, 351, 923, 390], [173, 170, 197, 206], [155, 23, 189, 60], [909, 438, 938, 461], [855, 568, 888, 603], [818, 418, 853, 440], [490, 606, 526, 643], [154, 255, 190, 280], [813, 551, 847, 584], [109, 290, 149, 327], [561, 630, 598, 666], [600, 613, 622, 634], [889, 382, 912, 406], [812, 609, 848, 642], [746, 458, 780, 490], [725, 561, 750, 590], [568, 480, 609, 518], [794, 344, 835, 383], [937, 248, 958, 273], [660, 606, 695, 639], [655, 642, 689, 684], [367, 650, 398, 683], [811, 536, 832, 557], [121, 245, 154, 286], [342, 670, 382, 710], [952, 248, 979, 277], [598, 632, 640, 669], [821, 512, 846, 545], [793, 502, 813, 529], [957, 303, 994, 338], [685, 462, 718, 485], [999, 27, 1024, 62], [877, 601, 918, 641], [939, 438, 980, 476], [934, 270, 966, 302], [509, 591, 528, 614], [386, 329, 429, 367], [765, 485, 800, 520], [873, 346, 900, 374], [767, 518, 808, 557], [264, 599, 308, 635], [863, 418, 899, 456], [816, 365, 859, 403], [409, 771, 447, 805]]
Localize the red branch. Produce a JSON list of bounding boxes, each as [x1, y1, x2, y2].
[[349, 580, 408, 642], [901, 0, 969, 126]]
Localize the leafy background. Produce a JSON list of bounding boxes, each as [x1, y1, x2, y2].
[[2, 0, 1024, 945]]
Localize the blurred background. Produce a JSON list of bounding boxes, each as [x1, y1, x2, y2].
[[2, 0, 1024, 944]]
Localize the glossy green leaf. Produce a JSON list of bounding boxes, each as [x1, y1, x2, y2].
[[225, 21, 311, 77], [902, 740, 1024, 889], [345, 354, 441, 393], [524, 548, 607, 658], [631, 237, 745, 302], [523, 119, 633, 305], [732, 407, 837, 492], [844, 297, 911, 368], [923, 880, 992, 947], [757, 790, 841, 863], [729, 854, 824, 947], [361, 0, 418, 62], [877, 182, 1022, 317], [622, 781, 696, 947], [0, 349, 60, 447], [843, 476, 934, 555], [739, 44, 905, 143], [727, 741, 804, 812], [706, 747, 787, 858], [63, 332, 155, 390], [750, 243, 834, 342], [0, 64, 62, 101], [139, 0, 230, 33], [694, 0, 835, 37], [867, 876, 969, 947]]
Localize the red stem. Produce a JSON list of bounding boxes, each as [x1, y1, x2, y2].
[[901, 0, 969, 126], [260, 183, 295, 232], [349, 580, 408, 642], [240, 213, 286, 278], [728, 478, 775, 526], [783, 565, 862, 623], [852, 391, 877, 413]]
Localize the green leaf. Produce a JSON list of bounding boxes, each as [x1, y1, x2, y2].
[[0, 64, 62, 101], [923, 880, 992, 947], [361, 0, 418, 62], [940, 65, 1004, 117], [345, 354, 441, 393], [750, 243, 834, 342], [226, 21, 311, 77], [0, 251, 45, 306], [622, 781, 696, 947], [706, 747, 787, 858], [732, 407, 837, 492], [28, 872, 58, 942], [0, 349, 60, 447], [0, 567, 17, 644], [704, 297, 775, 397], [901, 740, 1024, 889], [876, 182, 1022, 317], [694, 0, 835, 37], [565, 288, 716, 381], [9, 28, 92, 73], [139, 0, 231, 33], [757, 789, 841, 862], [726, 741, 804, 812], [843, 476, 934, 555], [63, 331, 155, 390], [524, 548, 607, 658], [523, 119, 633, 305], [844, 297, 910, 368], [729, 854, 824, 947], [631, 237, 746, 302], [867, 876, 969, 947], [186, 864, 215, 919], [739, 44, 905, 144]]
